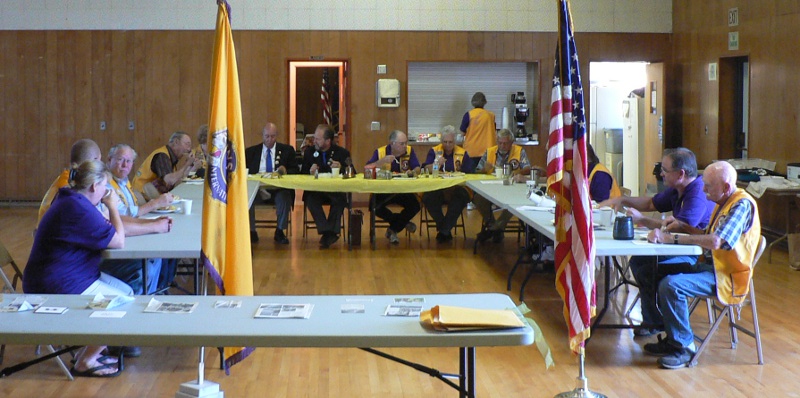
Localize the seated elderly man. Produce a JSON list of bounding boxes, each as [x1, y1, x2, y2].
[[99, 143, 174, 296], [38, 139, 103, 225], [473, 128, 531, 243], [132, 131, 202, 199], [644, 161, 760, 369], [366, 130, 421, 244], [598, 148, 714, 337], [421, 125, 474, 243], [245, 122, 298, 244]]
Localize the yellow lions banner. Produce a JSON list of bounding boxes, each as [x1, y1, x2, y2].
[[202, 0, 254, 373]]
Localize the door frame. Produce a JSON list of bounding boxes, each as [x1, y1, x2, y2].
[[288, 60, 350, 151]]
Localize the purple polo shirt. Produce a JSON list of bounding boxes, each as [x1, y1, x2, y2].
[[23, 188, 116, 294], [367, 145, 420, 172], [651, 177, 714, 229]]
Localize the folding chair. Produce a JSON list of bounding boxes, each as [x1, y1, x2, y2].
[[688, 235, 766, 367], [254, 201, 293, 236], [302, 202, 346, 239], [0, 239, 23, 294], [419, 201, 467, 241], [0, 239, 75, 380]]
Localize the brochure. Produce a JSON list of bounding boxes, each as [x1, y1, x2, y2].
[[254, 303, 313, 319]]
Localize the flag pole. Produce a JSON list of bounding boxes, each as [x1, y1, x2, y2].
[[554, 347, 607, 398]]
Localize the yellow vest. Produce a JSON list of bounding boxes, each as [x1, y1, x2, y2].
[[132, 146, 170, 194], [109, 176, 139, 211], [463, 108, 496, 157], [588, 163, 621, 199], [377, 145, 412, 171], [485, 145, 523, 174], [37, 169, 70, 224], [431, 144, 466, 172], [707, 189, 761, 305]]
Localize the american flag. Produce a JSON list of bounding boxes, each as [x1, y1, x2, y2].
[[546, 0, 596, 355], [321, 69, 332, 125]]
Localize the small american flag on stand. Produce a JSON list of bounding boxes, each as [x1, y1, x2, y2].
[[321, 69, 332, 125], [546, 0, 596, 355]]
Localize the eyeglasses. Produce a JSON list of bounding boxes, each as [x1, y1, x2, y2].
[[660, 167, 679, 174], [113, 157, 134, 165], [392, 141, 408, 146]]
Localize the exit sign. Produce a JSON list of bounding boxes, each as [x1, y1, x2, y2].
[[728, 8, 739, 27]]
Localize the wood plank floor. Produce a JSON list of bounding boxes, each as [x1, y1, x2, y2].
[[1, 205, 798, 397]]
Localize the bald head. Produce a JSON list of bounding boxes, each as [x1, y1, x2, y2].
[[262, 122, 279, 148], [70, 139, 101, 165], [702, 161, 738, 204]]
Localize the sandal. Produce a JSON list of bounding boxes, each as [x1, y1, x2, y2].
[[70, 363, 122, 378], [71, 355, 118, 366]]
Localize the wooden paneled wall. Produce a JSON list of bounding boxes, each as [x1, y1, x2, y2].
[[673, 1, 800, 169], [0, 30, 671, 201]]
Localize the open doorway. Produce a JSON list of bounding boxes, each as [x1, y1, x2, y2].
[[718, 56, 749, 160], [288, 60, 349, 152], [588, 62, 647, 193]]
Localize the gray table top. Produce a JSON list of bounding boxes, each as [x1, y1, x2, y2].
[[0, 293, 533, 348], [467, 180, 701, 257], [102, 180, 258, 260]]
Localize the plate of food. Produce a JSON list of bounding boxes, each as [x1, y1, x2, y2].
[[182, 176, 204, 184], [152, 205, 177, 214]]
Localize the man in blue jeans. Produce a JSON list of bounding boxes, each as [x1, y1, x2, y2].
[[646, 161, 760, 369], [598, 148, 715, 337]]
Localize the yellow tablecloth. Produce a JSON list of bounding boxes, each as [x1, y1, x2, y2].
[[250, 174, 494, 194]]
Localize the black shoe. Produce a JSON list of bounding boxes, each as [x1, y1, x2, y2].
[[107, 346, 141, 358], [320, 232, 339, 249], [492, 230, 505, 243], [436, 232, 453, 243], [250, 231, 259, 243], [643, 335, 680, 357], [274, 229, 289, 244], [476, 228, 493, 243]]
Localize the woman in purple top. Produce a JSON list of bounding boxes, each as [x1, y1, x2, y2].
[[24, 159, 130, 377]]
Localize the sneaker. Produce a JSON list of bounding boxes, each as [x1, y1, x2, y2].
[[385, 228, 400, 244], [643, 335, 681, 357], [250, 230, 259, 243], [405, 222, 417, 234], [467, 202, 475, 210], [658, 346, 695, 369], [634, 327, 665, 338], [274, 229, 289, 245]]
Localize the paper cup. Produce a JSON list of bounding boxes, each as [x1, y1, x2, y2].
[[495, 168, 503, 179], [181, 199, 193, 215], [331, 167, 340, 177]]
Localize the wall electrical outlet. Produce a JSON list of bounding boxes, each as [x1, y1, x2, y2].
[[377, 65, 387, 74], [99, 121, 106, 130], [370, 121, 381, 131], [128, 121, 135, 130]]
